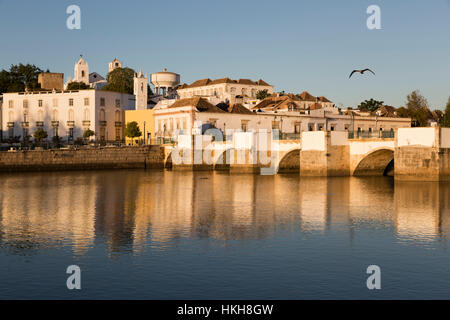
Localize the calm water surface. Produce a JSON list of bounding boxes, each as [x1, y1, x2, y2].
[[0, 170, 449, 299]]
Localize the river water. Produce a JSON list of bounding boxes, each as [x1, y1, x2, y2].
[[0, 170, 449, 299]]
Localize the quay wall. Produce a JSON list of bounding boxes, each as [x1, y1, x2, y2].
[[0, 146, 165, 172]]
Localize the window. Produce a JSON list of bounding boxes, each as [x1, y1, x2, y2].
[[330, 125, 335, 131], [38, 100, 43, 107], [241, 120, 249, 132], [294, 122, 301, 134], [100, 109, 106, 121], [53, 126, 58, 137], [83, 109, 90, 121], [272, 121, 280, 130], [8, 111, 14, 122], [81, 71, 85, 77], [369, 127, 373, 133], [23, 112, 28, 122], [209, 119, 217, 127], [8, 127, 14, 138], [115, 128, 121, 141], [308, 125, 313, 131], [69, 98, 74, 106], [37, 110, 44, 122], [115, 110, 121, 122], [68, 109, 74, 121], [115, 99, 120, 107], [68, 128, 74, 141], [53, 98, 58, 107], [23, 100, 28, 108], [344, 125, 350, 131], [8, 100, 14, 108], [318, 124, 324, 131], [52, 110, 58, 121], [100, 98, 105, 106], [84, 98, 89, 106], [100, 127, 106, 141], [22, 128, 29, 140]]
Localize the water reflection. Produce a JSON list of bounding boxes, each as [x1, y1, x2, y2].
[[0, 171, 449, 257]]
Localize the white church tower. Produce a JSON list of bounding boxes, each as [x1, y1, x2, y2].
[[73, 57, 89, 85], [134, 70, 148, 110], [108, 58, 122, 73]]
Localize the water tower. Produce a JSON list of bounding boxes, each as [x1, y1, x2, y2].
[[151, 68, 180, 97]]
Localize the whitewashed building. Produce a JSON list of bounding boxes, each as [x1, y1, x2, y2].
[[2, 89, 138, 142], [177, 78, 273, 106]]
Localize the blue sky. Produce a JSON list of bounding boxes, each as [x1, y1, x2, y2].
[[0, 0, 449, 109]]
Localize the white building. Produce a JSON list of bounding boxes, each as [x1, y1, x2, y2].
[[153, 97, 412, 140], [2, 89, 141, 142], [177, 78, 273, 106]]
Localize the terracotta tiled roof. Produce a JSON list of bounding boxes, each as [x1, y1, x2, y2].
[[169, 97, 225, 113], [318, 96, 331, 103], [227, 103, 254, 114], [298, 91, 317, 102], [180, 77, 272, 89], [309, 102, 323, 110], [252, 95, 305, 111]]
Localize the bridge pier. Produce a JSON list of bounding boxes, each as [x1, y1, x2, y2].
[[300, 131, 350, 177], [395, 127, 450, 181]]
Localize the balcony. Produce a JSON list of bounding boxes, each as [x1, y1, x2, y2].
[[115, 121, 122, 127], [67, 121, 75, 127], [99, 120, 107, 127], [36, 121, 44, 127], [21, 122, 29, 128], [7, 122, 15, 128], [82, 120, 91, 127], [51, 121, 59, 127]]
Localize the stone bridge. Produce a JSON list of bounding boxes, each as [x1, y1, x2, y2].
[[163, 127, 450, 181]]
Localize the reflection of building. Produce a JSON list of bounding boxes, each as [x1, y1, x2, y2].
[[0, 173, 97, 255], [394, 182, 441, 241]]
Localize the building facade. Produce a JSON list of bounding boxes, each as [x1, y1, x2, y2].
[[153, 97, 411, 141], [2, 89, 135, 142], [177, 78, 273, 106]]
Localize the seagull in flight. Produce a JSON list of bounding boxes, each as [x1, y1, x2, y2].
[[349, 68, 375, 78]]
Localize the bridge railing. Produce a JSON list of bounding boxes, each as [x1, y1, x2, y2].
[[348, 131, 395, 139]]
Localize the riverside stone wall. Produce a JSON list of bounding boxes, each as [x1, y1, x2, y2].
[[0, 146, 165, 172]]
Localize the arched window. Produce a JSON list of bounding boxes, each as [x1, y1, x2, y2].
[[81, 70, 85, 77], [52, 109, 58, 121], [99, 109, 106, 121], [83, 109, 90, 121], [23, 111, 28, 122], [115, 110, 121, 122], [68, 109, 74, 121], [141, 83, 144, 93]]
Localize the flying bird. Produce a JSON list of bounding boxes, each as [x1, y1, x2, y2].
[[349, 68, 375, 78]]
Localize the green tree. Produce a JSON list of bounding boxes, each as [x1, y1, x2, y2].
[[443, 98, 450, 127], [102, 67, 135, 94], [395, 106, 410, 118], [256, 89, 270, 100], [83, 129, 95, 139], [67, 81, 90, 90], [33, 128, 48, 146], [357, 99, 384, 112], [406, 90, 430, 127], [0, 64, 44, 94], [124, 121, 142, 139]]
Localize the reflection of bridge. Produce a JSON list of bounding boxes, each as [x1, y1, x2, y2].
[[164, 127, 450, 181]]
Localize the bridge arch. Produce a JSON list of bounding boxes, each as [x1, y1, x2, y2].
[[353, 147, 394, 176], [213, 148, 234, 171], [277, 149, 301, 173]]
